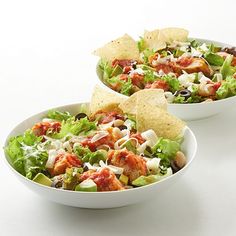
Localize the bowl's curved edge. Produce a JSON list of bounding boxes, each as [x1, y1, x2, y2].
[[95, 37, 236, 107], [3, 103, 197, 208]]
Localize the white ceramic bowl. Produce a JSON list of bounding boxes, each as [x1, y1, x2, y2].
[[4, 103, 197, 209], [96, 38, 236, 121]]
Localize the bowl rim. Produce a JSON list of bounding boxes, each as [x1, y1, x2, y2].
[[4, 102, 197, 195], [96, 37, 236, 106]]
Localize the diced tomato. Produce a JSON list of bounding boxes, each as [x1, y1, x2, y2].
[[32, 121, 61, 136], [123, 66, 133, 74], [112, 59, 137, 68], [49, 153, 81, 176], [80, 168, 124, 191], [213, 82, 221, 91], [145, 80, 169, 91]]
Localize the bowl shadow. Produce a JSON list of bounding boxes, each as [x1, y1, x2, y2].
[[35, 179, 202, 236]]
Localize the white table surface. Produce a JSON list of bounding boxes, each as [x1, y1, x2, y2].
[[0, 0, 236, 235]]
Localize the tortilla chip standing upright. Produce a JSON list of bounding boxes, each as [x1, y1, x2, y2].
[[93, 34, 140, 62], [119, 89, 167, 116], [136, 96, 185, 140], [90, 85, 127, 114]]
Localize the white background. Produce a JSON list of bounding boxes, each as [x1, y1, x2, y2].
[[0, 0, 236, 235]]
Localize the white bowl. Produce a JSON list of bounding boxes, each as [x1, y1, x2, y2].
[[4, 103, 197, 209], [96, 38, 236, 121]]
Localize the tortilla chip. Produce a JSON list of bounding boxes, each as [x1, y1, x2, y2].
[[118, 92, 138, 116], [136, 98, 185, 139], [160, 27, 189, 44], [119, 89, 167, 115], [93, 34, 140, 62], [143, 29, 166, 51], [90, 85, 127, 114], [143, 27, 188, 51]]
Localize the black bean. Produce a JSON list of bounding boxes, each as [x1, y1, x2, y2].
[[175, 89, 191, 99], [75, 113, 88, 121], [118, 125, 127, 130], [222, 47, 236, 57]]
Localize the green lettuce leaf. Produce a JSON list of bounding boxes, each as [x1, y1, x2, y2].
[[144, 70, 156, 83], [190, 40, 201, 48], [152, 138, 180, 167], [107, 76, 133, 96], [47, 110, 72, 121], [74, 145, 107, 165], [120, 77, 133, 95], [173, 95, 185, 104], [121, 140, 137, 154], [204, 52, 224, 66], [137, 37, 146, 52], [53, 117, 96, 139], [220, 55, 235, 79], [161, 75, 180, 92], [5, 130, 47, 179], [142, 48, 155, 63], [98, 60, 113, 81], [216, 76, 236, 99]]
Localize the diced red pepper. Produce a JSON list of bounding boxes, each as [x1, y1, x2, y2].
[[213, 82, 221, 91], [123, 66, 133, 74]]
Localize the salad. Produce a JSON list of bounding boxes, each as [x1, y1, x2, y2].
[[95, 28, 236, 103], [5, 87, 186, 192]]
